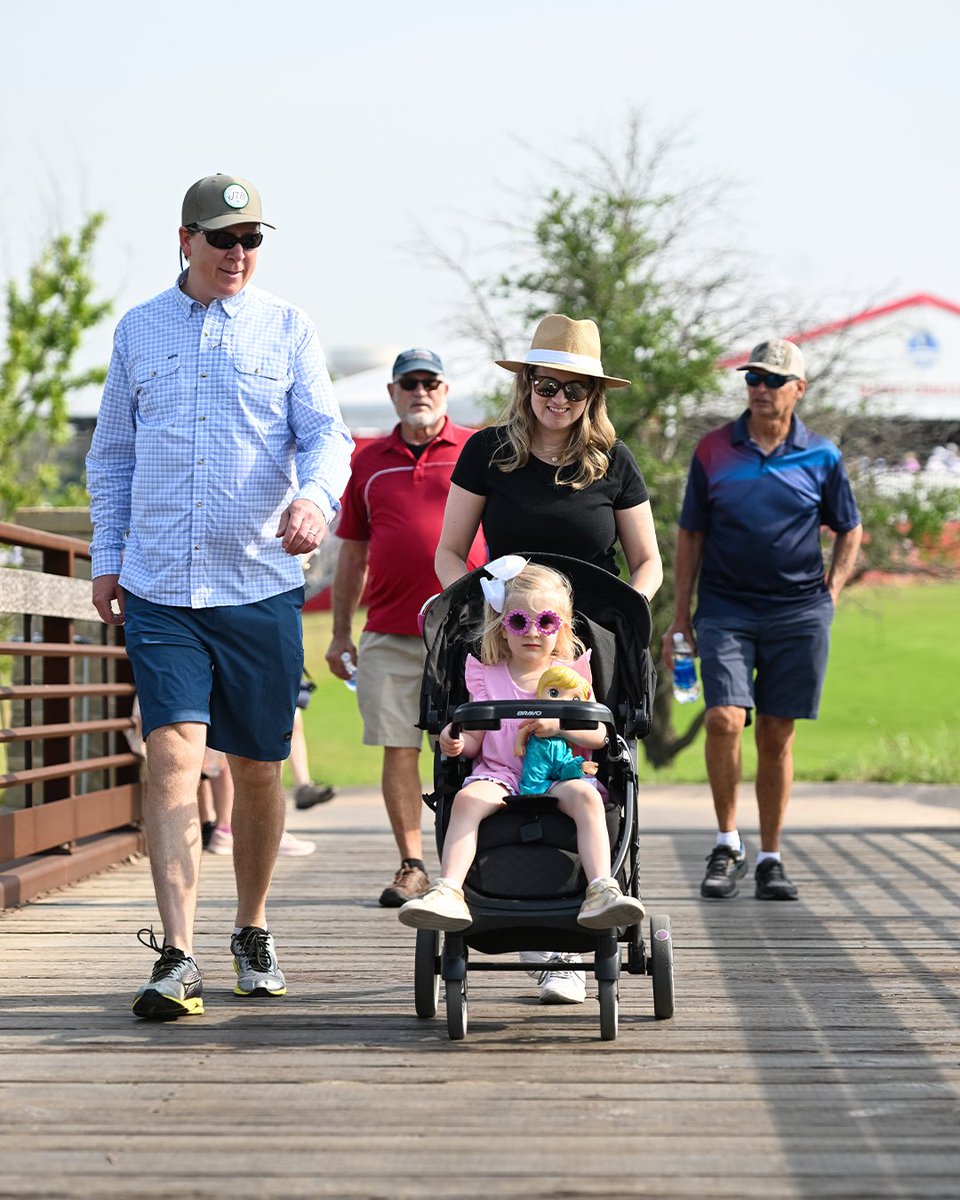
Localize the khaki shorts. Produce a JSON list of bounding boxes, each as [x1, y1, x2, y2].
[[356, 632, 426, 748]]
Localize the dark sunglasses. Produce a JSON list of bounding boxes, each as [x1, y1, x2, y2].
[[396, 376, 443, 392], [531, 375, 591, 404], [502, 608, 562, 637], [193, 228, 264, 251], [744, 370, 797, 390]]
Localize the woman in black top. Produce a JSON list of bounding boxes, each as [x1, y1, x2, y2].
[[435, 314, 662, 598]]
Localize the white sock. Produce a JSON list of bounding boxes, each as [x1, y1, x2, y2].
[[755, 851, 781, 865], [716, 830, 742, 851]]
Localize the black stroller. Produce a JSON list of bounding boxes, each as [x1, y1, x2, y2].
[[414, 552, 675, 1041]]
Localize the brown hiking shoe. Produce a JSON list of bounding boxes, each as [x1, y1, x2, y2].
[[379, 863, 430, 907]]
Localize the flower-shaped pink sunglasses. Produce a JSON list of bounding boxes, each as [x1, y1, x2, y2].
[[502, 608, 562, 637]]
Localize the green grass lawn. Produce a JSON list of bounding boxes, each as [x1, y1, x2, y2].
[[297, 581, 960, 789]]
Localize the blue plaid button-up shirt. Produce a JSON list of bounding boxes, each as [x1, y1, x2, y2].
[[87, 276, 353, 608]]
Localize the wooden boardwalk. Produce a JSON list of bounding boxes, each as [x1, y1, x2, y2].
[[1, 783, 958, 1199]]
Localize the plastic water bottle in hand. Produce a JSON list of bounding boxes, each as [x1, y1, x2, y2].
[[341, 652, 358, 692], [671, 632, 700, 704]]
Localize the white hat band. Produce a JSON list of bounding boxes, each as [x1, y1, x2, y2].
[[523, 348, 606, 374]]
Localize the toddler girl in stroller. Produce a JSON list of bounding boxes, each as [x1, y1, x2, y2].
[[398, 560, 646, 934]]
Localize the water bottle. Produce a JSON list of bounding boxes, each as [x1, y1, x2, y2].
[[340, 651, 358, 693], [671, 632, 700, 704]]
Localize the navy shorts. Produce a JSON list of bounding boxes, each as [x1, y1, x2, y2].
[[694, 597, 834, 720], [123, 587, 305, 761]]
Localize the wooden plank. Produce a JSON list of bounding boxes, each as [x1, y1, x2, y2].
[[0, 794, 956, 1198]]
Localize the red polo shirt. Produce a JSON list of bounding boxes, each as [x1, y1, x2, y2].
[[335, 419, 486, 635]]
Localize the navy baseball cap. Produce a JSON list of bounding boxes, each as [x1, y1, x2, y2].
[[392, 348, 444, 378]]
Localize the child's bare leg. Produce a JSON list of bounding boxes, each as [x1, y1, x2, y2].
[[440, 781, 507, 885], [554, 781, 611, 881]]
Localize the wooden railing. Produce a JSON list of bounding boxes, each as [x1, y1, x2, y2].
[[0, 521, 143, 908]]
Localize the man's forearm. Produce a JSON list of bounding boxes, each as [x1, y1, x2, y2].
[[826, 524, 863, 599], [672, 528, 705, 620], [330, 541, 369, 637]]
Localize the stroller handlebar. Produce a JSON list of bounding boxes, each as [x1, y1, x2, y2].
[[447, 699, 622, 759]]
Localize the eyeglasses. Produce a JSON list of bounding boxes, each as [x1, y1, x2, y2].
[[531, 376, 591, 404], [193, 228, 264, 251], [502, 608, 562, 637], [744, 370, 797, 390], [396, 376, 443, 393]]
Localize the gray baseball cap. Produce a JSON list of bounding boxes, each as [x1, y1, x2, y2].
[[181, 174, 275, 231], [392, 348, 445, 378]]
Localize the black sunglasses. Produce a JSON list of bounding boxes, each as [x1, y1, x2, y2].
[[192, 228, 264, 251], [396, 376, 443, 392], [744, 370, 797, 390], [531, 375, 591, 404]]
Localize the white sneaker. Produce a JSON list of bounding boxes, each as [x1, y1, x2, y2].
[[520, 950, 586, 1005], [577, 877, 646, 930], [398, 878, 472, 931], [205, 826, 233, 855], [277, 830, 316, 857]]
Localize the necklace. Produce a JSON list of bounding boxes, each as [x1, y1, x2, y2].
[[533, 442, 566, 463]]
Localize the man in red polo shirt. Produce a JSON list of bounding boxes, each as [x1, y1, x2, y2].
[[325, 349, 485, 905]]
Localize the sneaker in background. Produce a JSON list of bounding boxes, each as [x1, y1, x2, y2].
[[205, 825, 233, 855], [379, 862, 429, 907], [277, 830, 316, 857], [520, 950, 586, 1005], [131, 927, 204, 1020], [294, 783, 336, 810], [231, 926, 287, 996], [700, 843, 748, 899], [755, 857, 799, 901]]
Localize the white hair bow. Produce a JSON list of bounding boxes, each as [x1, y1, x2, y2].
[[480, 554, 528, 613]]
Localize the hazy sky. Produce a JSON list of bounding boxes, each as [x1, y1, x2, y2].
[[2, 0, 957, 382]]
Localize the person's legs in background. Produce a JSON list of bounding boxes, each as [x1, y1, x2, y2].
[[355, 631, 430, 906], [289, 707, 336, 810]]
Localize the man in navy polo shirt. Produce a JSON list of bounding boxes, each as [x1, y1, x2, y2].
[[663, 338, 862, 901], [325, 349, 485, 905]]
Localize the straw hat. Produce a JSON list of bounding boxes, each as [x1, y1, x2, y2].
[[496, 314, 631, 388]]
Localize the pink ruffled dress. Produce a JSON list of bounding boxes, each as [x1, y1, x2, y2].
[[461, 651, 596, 794]]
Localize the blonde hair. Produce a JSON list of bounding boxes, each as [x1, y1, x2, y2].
[[490, 367, 616, 490], [478, 563, 584, 665], [536, 665, 591, 701]]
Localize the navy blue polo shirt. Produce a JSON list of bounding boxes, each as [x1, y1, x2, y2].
[[679, 411, 861, 615]]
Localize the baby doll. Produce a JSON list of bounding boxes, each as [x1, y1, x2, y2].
[[514, 665, 600, 796]]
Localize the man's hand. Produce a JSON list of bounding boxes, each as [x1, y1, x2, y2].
[[325, 634, 357, 682], [92, 575, 125, 625], [660, 619, 696, 671], [276, 499, 327, 556]]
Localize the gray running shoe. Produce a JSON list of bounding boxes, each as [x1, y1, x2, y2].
[[231, 926, 287, 997], [132, 927, 204, 1020], [700, 843, 749, 899]]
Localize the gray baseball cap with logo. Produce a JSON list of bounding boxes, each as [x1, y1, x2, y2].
[[181, 174, 276, 231]]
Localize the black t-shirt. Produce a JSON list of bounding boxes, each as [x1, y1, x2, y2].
[[451, 426, 649, 576]]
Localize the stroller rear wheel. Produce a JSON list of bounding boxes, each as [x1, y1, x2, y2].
[[445, 977, 468, 1040], [414, 929, 441, 1018], [649, 914, 675, 1020]]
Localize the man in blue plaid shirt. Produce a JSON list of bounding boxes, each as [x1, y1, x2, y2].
[[87, 173, 353, 1020]]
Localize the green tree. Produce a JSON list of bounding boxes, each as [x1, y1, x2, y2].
[[436, 114, 954, 767], [0, 213, 111, 517]]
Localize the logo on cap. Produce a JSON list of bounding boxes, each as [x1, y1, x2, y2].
[[223, 184, 249, 209]]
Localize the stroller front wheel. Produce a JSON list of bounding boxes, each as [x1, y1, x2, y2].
[[598, 977, 618, 1040], [445, 977, 468, 1040], [414, 928, 441, 1018]]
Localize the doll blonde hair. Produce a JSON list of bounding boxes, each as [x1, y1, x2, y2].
[[536, 664, 591, 701], [478, 563, 584, 665]]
